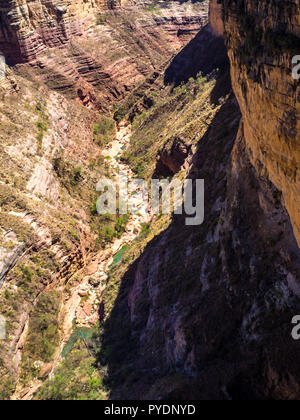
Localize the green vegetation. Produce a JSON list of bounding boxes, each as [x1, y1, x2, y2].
[[99, 215, 130, 244], [36, 121, 48, 154], [96, 14, 107, 25], [0, 213, 33, 244], [144, 5, 162, 14], [20, 291, 60, 384], [53, 153, 83, 192], [89, 208, 131, 248], [144, 0, 162, 14], [115, 71, 216, 179], [0, 364, 15, 400], [93, 117, 116, 147], [0, 183, 28, 212], [113, 105, 127, 123], [35, 102, 43, 112], [35, 327, 107, 400], [35, 101, 49, 155]]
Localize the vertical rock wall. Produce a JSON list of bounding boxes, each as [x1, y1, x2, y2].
[[209, 0, 224, 36], [222, 0, 300, 246]]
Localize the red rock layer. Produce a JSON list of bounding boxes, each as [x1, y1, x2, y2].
[[8, 2, 209, 108]]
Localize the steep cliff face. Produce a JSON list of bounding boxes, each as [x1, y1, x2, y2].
[[223, 0, 300, 246], [0, 71, 109, 399], [209, 0, 224, 36]]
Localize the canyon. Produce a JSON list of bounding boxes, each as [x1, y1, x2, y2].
[[1, 0, 208, 108], [0, 0, 299, 400]]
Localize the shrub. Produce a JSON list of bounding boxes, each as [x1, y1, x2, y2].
[[35, 102, 43, 112], [93, 117, 115, 147], [113, 106, 127, 123], [53, 155, 83, 190], [96, 14, 106, 25], [36, 121, 48, 154]]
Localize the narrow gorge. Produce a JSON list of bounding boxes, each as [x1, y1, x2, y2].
[[0, 0, 299, 401]]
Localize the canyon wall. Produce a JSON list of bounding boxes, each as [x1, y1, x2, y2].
[[223, 0, 300, 246], [209, 0, 224, 36], [0, 0, 209, 108]]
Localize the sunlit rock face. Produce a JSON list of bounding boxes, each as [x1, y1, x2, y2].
[[0, 0, 106, 64], [209, 0, 224, 36], [223, 0, 300, 247]]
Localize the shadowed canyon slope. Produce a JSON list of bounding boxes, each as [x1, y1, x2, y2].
[[0, 0, 299, 401]]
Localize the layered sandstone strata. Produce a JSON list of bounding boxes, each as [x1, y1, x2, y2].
[[1, 1, 209, 107], [0, 0, 110, 64]]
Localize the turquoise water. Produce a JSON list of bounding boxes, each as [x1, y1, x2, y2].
[[62, 328, 94, 358], [113, 245, 128, 264], [108, 245, 128, 271]]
